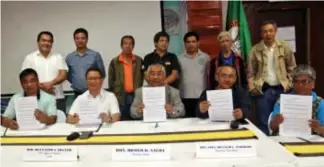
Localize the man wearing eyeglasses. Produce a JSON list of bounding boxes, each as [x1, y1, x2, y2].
[[270, 65, 324, 136], [198, 65, 251, 121], [66, 67, 120, 124]]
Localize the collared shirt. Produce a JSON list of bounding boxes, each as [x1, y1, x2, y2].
[[22, 51, 68, 99], [2, 90, 57, 120], [119, 53, 136, 93], [271, 91, 324, 126], [263, 43, 280, 86], [143, 50, 181, 88], [221, 53, 234, 65], [68, 89, 120, 116], [66, 48, 106, 93], [178, 50, 210, 98]]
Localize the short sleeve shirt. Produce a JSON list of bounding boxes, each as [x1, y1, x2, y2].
[[143, 50, 181, 88]]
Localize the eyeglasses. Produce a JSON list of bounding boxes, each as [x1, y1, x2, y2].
[[87, 77, 101, 81], [293, 79, 313, 85]]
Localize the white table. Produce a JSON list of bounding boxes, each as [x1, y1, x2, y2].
[[0, 126, 7, 136], [0, 118, 310, 167], [269, 135, 324, 167]]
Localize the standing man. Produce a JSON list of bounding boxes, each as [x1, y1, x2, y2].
[[208, 31, 247, 89], [108, 35, 144, 120], [248, 20, 296, 135], [22, 31, 68, 113], [143, 31, 181, 89], [66, 28, 106, 97], [178, 31, 209, 117]]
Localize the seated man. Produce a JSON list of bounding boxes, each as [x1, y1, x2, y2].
[[270, 65, 324, 135], [1, 68, 57, 130], [130, 63, 185, 119], [67, 67, 120, 124], [197, 65, 250, 121]]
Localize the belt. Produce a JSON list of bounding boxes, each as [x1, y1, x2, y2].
[[262, 83, 282, 91]]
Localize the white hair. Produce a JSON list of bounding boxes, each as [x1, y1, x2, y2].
[[293, 64, 316, 80], [217, 31, 233, 41], [147, 63, 166, 75]]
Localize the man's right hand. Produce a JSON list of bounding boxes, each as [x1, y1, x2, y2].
[[250, 88, 260, 96], [199, 101, 210, 113], [137, 103, 145, 113], [67, 113, 80, 124], [8, 120, 19, 130], [270, 114, 284, 131]]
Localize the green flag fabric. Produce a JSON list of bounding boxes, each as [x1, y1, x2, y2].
[[226, 1, 252, 61]]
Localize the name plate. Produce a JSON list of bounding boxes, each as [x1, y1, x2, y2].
[[112, 144, 170, 161], [23, 146, 78, 162], [196, 140, 257, 158]]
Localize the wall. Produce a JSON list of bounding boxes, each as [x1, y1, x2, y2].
[[1, 1, 162, 94], [186, 1, 223, 57]]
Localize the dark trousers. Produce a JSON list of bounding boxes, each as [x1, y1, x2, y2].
[[120, 93, 135, 121], [182, 98, 199, 118], [56, 98, 66, 114], [255, 84, 283, 135]]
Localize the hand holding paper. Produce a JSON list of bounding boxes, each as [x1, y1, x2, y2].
[[137, 103, 144, 113], [165, 104, 173, 113], [8, 120, 19, 130], [34, 109, 48, 124], [199, 101, 210, 113], [233, 108, 243, 119], [67, 113, 80, 124], [99, 112, 111, 123]]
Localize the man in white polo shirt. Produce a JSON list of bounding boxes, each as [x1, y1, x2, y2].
[[178, 31, 210, 118], [66, 67, 121, 124], [21, 31, 68, 113]]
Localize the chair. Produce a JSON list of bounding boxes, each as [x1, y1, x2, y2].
[[56, 110, 66, 123]]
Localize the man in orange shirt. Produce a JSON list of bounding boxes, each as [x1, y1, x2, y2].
[[108, 35, 144, 120]]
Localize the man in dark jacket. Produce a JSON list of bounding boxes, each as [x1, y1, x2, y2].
[[208, 31, 247, 89], [197, 65, 251, 121]]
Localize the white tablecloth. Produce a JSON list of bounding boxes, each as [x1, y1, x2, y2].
[[1, 118, 322, 167]]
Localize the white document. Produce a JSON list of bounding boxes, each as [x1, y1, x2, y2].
[[15, 96, 45, 131], [279, 94, 312, 137], [207, 89, 233, 121], [143, 87, 166, 123], [78, 99, 101, 126]]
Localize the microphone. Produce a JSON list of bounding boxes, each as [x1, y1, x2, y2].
[[66, 132, 80, 141], [230, 120, 239, 129]]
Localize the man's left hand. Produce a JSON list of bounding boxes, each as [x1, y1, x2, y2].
[[34, 109, 47, 123], [99, 113, 112, 123], [165, 104, 173, 113], [232, 108, 243, 120], [309, 119, 321, 131]]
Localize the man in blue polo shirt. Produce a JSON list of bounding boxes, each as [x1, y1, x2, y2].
[[269, 65, 324, 135], [1, 68, 57, 130]]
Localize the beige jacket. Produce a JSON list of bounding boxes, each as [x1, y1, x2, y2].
[[247, 40, 296, 94]]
